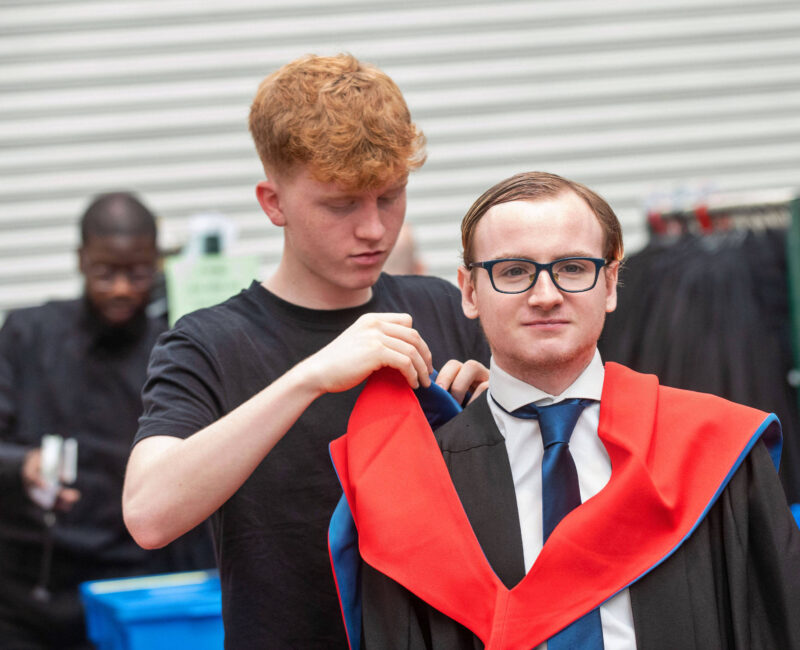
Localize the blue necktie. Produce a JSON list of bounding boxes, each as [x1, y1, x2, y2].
[[497, 396, 605, 650]]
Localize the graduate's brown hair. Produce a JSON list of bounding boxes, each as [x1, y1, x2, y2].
[[461, 171, 624, 266]]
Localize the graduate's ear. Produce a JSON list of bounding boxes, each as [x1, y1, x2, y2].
[[458, 265, 480, 320], [604, 260, 620, 314], [255, 180, 286, 227]]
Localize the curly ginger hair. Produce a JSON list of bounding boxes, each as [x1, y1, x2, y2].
[[249, 54, 426, 189]]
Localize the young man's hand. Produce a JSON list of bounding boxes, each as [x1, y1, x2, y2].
[[299, 313, 433, 395], [435, 358, 489, 406]]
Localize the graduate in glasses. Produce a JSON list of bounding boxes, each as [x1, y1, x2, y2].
[[332, 171, 800, 649]]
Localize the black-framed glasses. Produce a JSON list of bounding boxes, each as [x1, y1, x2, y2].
[[85, 264, 156, 290], [468, 257, 607, 294]]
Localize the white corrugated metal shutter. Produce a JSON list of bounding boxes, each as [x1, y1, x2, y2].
[[2, 0, 799, 319]]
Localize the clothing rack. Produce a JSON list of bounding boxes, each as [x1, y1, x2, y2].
[[601, 188, 800, 504], [663, 190, 800, 508], [648, 187, 800, 388], [646, 188, 797, 236]]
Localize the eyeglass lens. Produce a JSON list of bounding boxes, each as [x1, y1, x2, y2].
[[87, 264, 155, 289], [491, 258, 598, 292]]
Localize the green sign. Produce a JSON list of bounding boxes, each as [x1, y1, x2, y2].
[[165, 254, 260, 326]]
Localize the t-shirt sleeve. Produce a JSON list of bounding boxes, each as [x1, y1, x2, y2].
[[135, 324, 227, 445]]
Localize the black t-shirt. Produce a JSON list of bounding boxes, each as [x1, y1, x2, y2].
[[136, 274, 490, 649]]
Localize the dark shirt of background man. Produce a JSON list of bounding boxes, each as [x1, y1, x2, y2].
[[0, 192, 214, 650]]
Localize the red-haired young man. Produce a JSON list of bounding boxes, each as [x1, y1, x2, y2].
[[123, 54, 490, 648]]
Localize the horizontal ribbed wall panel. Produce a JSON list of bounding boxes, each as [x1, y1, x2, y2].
[[1, 0, 799, 318]]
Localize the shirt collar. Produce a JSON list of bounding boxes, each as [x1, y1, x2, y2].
[[488, 349, 605, 411]]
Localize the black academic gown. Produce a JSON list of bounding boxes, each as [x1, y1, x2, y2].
[[360, 395, 800, 649]]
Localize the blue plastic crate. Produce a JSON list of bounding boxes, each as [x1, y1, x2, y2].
[[80, 570, 224, 650]]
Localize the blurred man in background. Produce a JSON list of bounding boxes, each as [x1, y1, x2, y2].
[[0, 192, 211, 650]]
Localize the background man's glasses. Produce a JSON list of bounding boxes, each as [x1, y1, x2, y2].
[[85, 264, 155, 290], [468, 257, 607, 294]]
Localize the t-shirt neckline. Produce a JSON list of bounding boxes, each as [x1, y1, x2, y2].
[[245, 279, 383, 330]]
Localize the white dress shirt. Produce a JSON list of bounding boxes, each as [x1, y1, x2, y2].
[[487, 350, 637, 650]]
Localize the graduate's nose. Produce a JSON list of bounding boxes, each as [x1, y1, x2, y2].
[[527, 269, 564, 310]]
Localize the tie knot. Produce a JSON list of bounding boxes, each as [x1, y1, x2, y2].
[[491, 395, 594, 446], [536, 399, 590, 447], [499, 397, 592, 447]]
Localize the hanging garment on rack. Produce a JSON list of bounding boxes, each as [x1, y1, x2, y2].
[[600, 227, 800, 503]]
